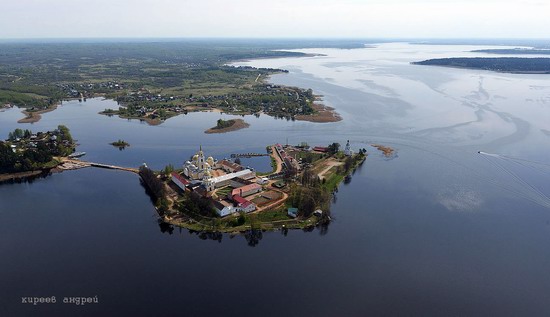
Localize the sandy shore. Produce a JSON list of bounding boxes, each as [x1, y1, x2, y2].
[[295, 103, 342, 123], [372, 144, 395, 158], [205, 119, 250, 134], [18, 104, 59, 124]]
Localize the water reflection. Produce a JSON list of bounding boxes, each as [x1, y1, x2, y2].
[[156, 219, 331, 246], [0, 170, 52, 185]]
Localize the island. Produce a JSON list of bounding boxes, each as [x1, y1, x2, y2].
[[139, 141, 367, 233], [412, 57, 550, 74], [110, 139, 130, 149], [0, 126, 77, 182], [205, 119, 250, 134], [372, 144, 396, 158]]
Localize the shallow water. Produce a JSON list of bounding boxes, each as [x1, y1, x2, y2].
[[2, 43, 550, 316]]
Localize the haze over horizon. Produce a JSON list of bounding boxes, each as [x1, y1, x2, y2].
[[2, 0, 550, 39]]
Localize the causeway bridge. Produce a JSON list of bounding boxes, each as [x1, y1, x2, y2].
[[62, 158, 139, 174]]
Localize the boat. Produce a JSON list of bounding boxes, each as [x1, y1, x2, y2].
[[68, 152, 86, 158]]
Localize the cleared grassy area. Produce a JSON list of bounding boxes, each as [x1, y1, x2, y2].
[[216, 186, 233, 197], [255, 209, 290, 222], [323, 172, 345, 192], [292, 151, 324, 163]]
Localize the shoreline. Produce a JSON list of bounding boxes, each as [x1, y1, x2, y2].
[[18, 104, 59, 124], [295, 103, 342, 123], [150, 149, 367, 234], [0, 170, 46, 182], [230, 52, 326, 64], [205, 119, 250, 134]]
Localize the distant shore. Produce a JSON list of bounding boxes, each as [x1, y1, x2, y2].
[[231, 52, 326, 63], [205, 119, 250, 134]]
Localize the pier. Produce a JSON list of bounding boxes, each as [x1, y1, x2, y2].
[[230, 153, 270, 158]]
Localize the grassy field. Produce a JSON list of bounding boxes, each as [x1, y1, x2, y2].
[[216, 186, 234, 197]]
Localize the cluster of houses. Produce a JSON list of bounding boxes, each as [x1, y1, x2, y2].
[[6, 130, 72, 153], [57, 81, 125, 98]]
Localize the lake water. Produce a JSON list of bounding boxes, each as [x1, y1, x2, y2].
[[2, 42, 550, 316]]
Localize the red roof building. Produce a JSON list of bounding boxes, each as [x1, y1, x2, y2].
[[171, 172, 190, 191], [232, 195, 256, 213], [313, 146, 329, 153], [231, 183, 262, 197]]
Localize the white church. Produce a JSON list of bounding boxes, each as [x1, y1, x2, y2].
[[183, 146, 216, 180]]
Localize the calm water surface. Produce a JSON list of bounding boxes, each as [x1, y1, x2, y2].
[[1, 43, 550, 316]]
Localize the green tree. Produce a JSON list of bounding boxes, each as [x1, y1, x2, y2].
[[163, 164, 175, 176], [328, 142, 340, 155]]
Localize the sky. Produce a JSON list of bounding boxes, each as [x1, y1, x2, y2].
[[2, 0, 549, 39]]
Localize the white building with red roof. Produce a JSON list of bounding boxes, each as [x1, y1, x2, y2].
[[171, 172, 190, 191], [232, 195, 256, 213]]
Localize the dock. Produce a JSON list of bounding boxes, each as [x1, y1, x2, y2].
[[230, 153, 270, 158]]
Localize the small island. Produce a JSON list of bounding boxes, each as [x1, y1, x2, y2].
[[139, 140, 367, 233], [205, 119, 250, 134], [0, 126, 77, 182], [372, 144, 396, 158], [412, 57, 550, 74], [110, 139, 130, 150]]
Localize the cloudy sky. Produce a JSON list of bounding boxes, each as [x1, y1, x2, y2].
[[2, 0, 549, 39]]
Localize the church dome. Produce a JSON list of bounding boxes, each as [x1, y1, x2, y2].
[[192, 154, 199, 161]]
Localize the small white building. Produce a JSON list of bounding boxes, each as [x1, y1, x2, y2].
[[213, 200, 236, 217], [233, 195, 257, 213], [257, 177, 269, 185]]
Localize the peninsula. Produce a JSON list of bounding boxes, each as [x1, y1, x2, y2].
[[0, 126, 77, 182], [140, 141, 366, 233], [412, 57, 550, 74], [471, 48, 550, 55]]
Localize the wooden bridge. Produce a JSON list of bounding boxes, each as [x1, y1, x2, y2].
[[62, 158, 139, 174], [89, 162, 139, 173]]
